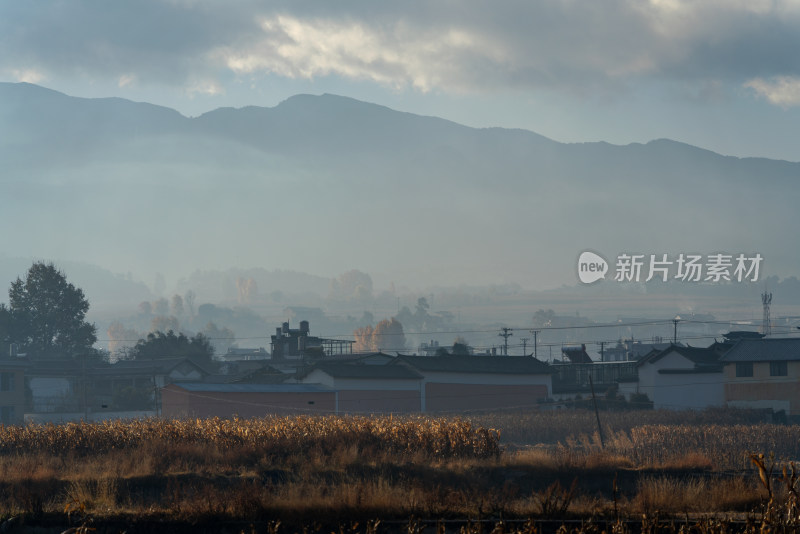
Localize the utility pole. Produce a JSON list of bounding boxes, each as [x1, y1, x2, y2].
[[588, 375, 605, 449], [530, 330, 540, 359], [498, 328, 513, 356], [598, 341, 606, 362], [521, 337, 529, 356], [672, 315, 681, 344]]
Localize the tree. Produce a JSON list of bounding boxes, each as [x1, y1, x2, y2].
[[415, 297, 430, 318], [0, 304, 12, 356], [106, 321, 142, 361], [183, 290, 196, 317], [236, 277, 258, 305], [150, 315, 180, 334], [8, 262, 97, 357], [372, 318, 406, 353], [129, 330, 214, 367], [138, 301, 152, 316], [170, 294, 184, 317], [153, 298, 169, 316], [451, 336, 471, 355], [201, 321, 236, 355], [352, 318, 406, 353], [353, 324, 375, 352], [329, 270, 373, 301]]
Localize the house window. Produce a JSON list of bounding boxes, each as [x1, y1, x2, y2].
[[736, 362, 753, 377], [0, 373, 14, 392], [770, 361, 788, 377]]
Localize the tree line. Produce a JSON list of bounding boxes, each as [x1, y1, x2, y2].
[[0, 262, 213, 365]]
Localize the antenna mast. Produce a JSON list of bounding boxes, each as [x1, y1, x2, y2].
[[762, 291, 772, 336]]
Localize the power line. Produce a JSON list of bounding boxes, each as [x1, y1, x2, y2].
[[93, 317, 719, 342]]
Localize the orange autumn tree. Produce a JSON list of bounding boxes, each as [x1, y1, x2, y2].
[[353, 318, 406, 353]]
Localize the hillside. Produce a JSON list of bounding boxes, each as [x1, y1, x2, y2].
[[1, 82, 797, 291]]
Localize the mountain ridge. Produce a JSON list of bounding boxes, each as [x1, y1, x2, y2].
[[1, 82, 797, 290], [7, 82, 793, 162]]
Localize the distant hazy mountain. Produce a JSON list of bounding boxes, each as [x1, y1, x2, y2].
[[1, 82, 798, 291]]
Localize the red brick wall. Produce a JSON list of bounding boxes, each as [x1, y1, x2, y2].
[[425, 383, 547, 412], [337, 389, 421, 413], [726, 382, 800, 415], [161, 389, 336, 418]]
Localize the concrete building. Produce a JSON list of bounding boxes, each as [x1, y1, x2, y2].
[[551, 361, 638, 399], [394, 355, 553, 412], [720, 337, 800, 419], [636, 345, 725, 410], [298, 361, 422, 413], [270, 320, 354, 360]]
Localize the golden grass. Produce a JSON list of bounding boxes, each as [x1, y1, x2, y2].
[[0, 415, 501, 459], [0, 410, 796, 532]]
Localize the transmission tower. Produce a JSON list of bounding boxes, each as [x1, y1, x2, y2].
[[762, 291, 772, 336]]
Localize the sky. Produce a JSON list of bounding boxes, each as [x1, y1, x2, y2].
[[2, 0, 800, 162]]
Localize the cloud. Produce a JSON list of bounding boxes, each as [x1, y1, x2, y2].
[[216, 15, 509, 92], [186, 79, 224, 97], [745, 76, 800, 107], [1, 1, 799, 100], [10, 69, 46, 84], [118, 74, 136, 88]]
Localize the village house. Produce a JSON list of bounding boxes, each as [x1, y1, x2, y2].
[[551, 360, 638, 399], [720, 337, 800, 420], [633, 345, 726, 410], [601, 338, 675, 362], [392, 355, 553, 412], [560, 344, 593, 364], [297, 361, 423, 413], [23, 356, 213, 422]]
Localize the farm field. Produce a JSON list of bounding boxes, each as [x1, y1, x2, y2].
[[0, 409, 797, 533]]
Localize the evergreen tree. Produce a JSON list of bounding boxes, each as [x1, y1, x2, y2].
[[8, 262, 97, 357], [129, 330, 214, 367]]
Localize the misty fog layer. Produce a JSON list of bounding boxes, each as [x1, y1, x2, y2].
[[1, 82, 798, 292]]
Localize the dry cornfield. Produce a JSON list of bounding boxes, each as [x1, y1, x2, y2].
[[0, 410, 797, 533], [0, 415, 501, 459], [470, 408, 800, 470]]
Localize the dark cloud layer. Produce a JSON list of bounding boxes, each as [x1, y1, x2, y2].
[[2, 1, 799, 104]]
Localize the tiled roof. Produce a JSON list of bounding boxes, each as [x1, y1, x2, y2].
[[561, 347, 593, 364], [395, 355, 553, 374], [658, 367, 722, 374], [318, 352, 395, 363], [638, 345, 721, 367], [719, 338, 800, 362], [305, 362, 422, 380], [166, 383, 334, 393], [81, 359, 212, 379]]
